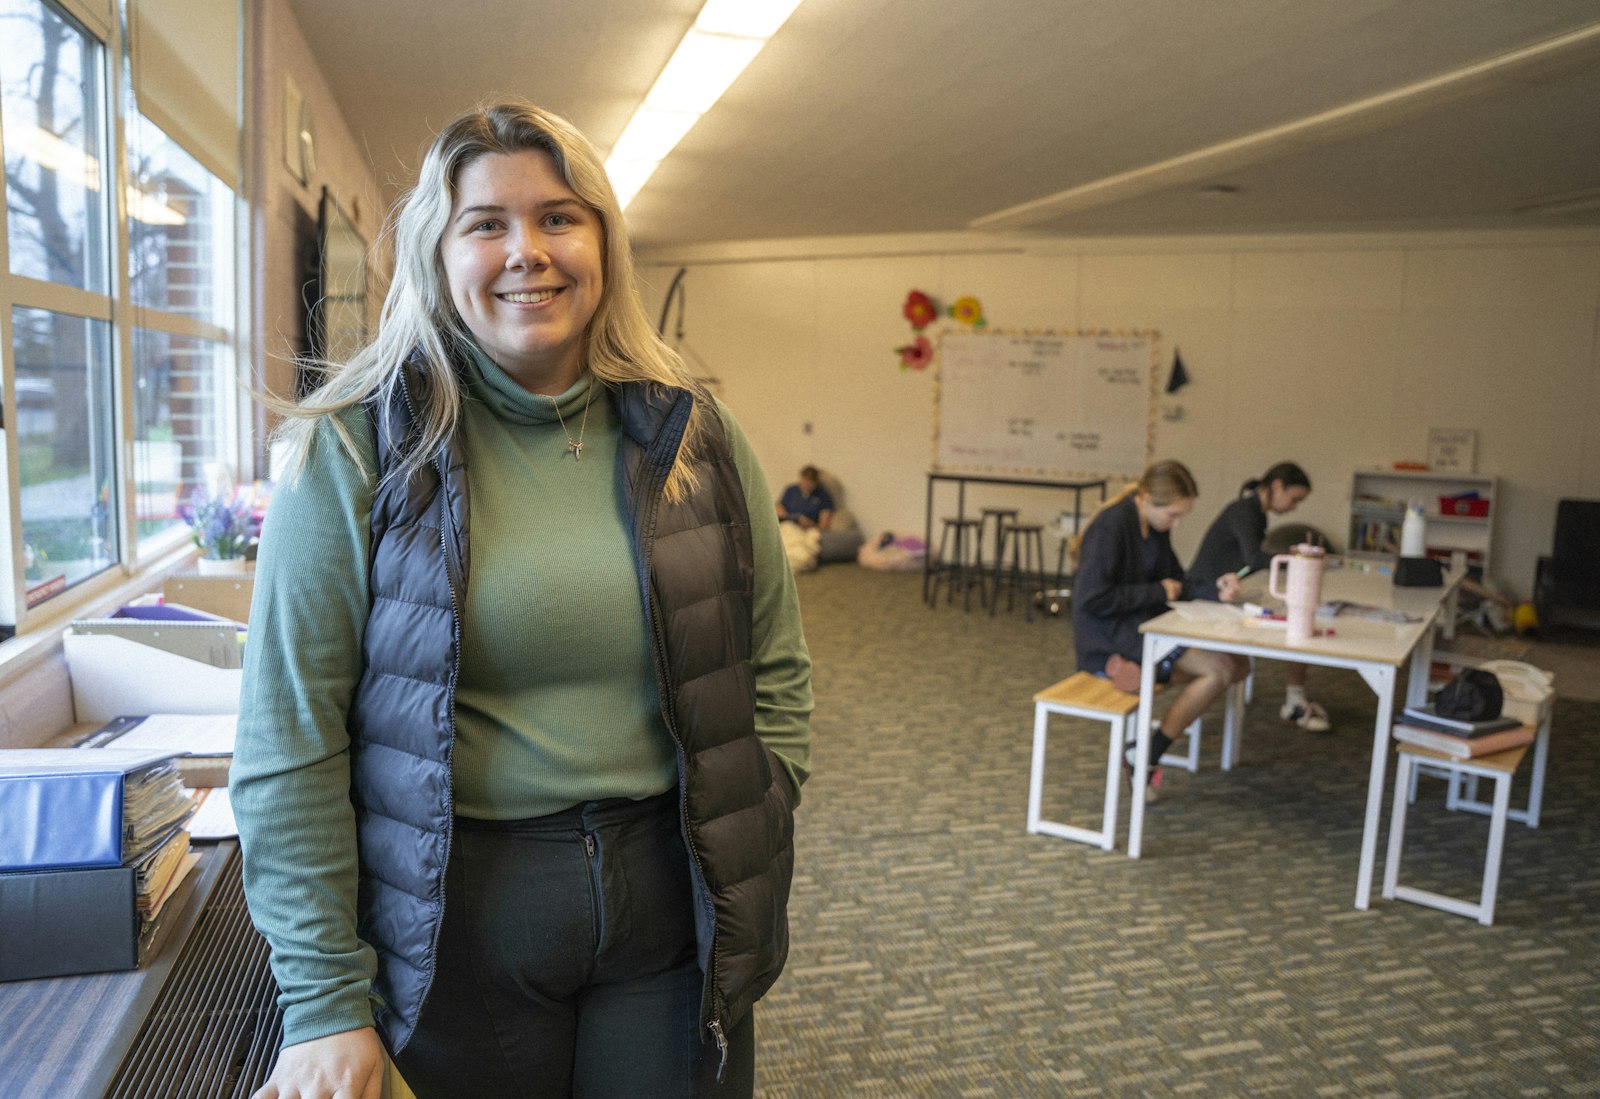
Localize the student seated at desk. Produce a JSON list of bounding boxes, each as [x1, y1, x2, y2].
[[1184, 461, 1331, 733], [1070, 460, 1250, 797]]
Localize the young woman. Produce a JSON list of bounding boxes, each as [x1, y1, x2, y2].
[[232, 101, 811, 1099], [1185, 462, 1330, 732], [1070, 460, 1249, 793]]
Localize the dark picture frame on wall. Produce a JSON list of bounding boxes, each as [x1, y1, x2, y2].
[[302, 188, 368, 392]]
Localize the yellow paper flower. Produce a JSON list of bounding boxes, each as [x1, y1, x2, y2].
[[949, 296, 984, 326]]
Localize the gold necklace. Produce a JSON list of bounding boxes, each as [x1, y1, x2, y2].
[[547, 377, 595, 460]]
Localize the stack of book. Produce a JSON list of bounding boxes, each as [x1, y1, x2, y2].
[[1392, 704, 1533, 759], [0, 748, 200, 981]]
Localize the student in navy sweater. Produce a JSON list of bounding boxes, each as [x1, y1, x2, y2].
[[1185, 462, 1330, 732], [1071, 460, 1249, 793], [775, 465, 834, 530]]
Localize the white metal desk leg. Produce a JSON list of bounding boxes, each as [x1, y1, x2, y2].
[[1127, 635, 1170, 859], [1221, 679, 1243, 772], [1382, 752, 1413, 901], [1356, 663, 1397, 909], [1524, 714, 1550, 828], [1405, 623, 1436, 708]]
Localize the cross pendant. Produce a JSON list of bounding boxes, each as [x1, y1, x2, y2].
[[569, 441, 583, 460]]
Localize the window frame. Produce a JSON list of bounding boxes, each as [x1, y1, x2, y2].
[[0, 0, 248, 645]]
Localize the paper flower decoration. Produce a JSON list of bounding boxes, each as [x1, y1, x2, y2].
[[897, 335, 933, 371], [948, 296, 985, 327], [903, 290, 938, 330]]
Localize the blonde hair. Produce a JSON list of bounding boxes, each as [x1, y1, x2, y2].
[[1070, 459, 1199, 566], [268, 100, 707, 500]]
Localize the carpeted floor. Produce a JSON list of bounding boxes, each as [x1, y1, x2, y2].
[[754, 565, 1600, 1097]]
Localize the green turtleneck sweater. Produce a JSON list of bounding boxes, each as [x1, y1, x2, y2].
[[231, 349, 812, 1047]]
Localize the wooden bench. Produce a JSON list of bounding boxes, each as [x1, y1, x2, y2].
[[1383, 739, 1531, 926], [1027, 672, 1208, 851]]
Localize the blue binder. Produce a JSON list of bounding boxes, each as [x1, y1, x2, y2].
[[0, 748, 181, 872]]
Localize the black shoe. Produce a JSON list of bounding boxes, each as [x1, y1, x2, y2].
[[1123, 746, 1164, 803]]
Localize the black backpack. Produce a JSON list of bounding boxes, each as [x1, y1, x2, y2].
[[1435, 668, 1504, 721]]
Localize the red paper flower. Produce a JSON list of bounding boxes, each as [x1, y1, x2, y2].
[[897, 335, 933, 371], [949, 295, 984, 327], [903, 290, 938, 330]]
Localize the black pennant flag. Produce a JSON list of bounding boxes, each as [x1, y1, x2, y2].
[[1165, 349, 1191, 394]]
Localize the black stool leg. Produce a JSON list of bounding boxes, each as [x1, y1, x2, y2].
[[930, 521, 954, 607], [989, 526, 1011, 616]]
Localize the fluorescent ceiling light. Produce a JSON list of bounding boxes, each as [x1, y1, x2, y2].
[[609, 107, 702, 166], [645, 32, 765, 114], [605, 0, 804, 211], [695, 0, 805, 40], [606, 159, 663, 212]]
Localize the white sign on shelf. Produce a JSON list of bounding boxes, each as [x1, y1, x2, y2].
[[1426, 427, 1477, 473]]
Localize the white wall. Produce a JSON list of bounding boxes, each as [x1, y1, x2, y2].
[[640, 229, 1600, 601], [247, 0, 384, 470]]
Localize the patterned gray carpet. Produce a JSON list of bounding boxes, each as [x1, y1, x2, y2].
[[755, 565, 1600, 1098]]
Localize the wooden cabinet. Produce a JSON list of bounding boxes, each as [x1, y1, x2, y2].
[[1348, 469, 1496, 576]]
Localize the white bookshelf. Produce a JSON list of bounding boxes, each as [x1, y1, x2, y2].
[[1348, 469, 1496, 576]]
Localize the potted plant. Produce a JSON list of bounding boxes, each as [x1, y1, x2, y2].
[[179, 481, 257, 574]]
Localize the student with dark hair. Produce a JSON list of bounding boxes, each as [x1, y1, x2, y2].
[[776, 465, 834, 530], [1071, 459, 1250, 795], [1186, 461, 1330, 731]]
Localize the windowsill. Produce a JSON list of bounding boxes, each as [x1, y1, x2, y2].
[[0, 538, 205, 688]]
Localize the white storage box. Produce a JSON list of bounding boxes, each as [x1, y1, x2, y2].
[[62, 631, 243, 723]]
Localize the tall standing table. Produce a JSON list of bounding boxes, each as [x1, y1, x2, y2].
[[923, 472, 1108, 604], [1127, 566, 1465, 909]]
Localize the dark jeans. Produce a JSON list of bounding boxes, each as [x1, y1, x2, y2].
[[393, 790, 755, 1099]]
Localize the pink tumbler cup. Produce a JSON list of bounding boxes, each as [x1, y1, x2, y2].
[[1268, 543, 1327, 644]]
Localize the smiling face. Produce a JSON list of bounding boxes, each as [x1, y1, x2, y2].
[[440, 149, 604, 393]]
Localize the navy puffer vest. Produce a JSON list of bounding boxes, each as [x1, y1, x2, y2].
[[348, 358, 794, 1055]]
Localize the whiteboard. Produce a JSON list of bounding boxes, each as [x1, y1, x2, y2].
[[934, 329, 1157, 479]]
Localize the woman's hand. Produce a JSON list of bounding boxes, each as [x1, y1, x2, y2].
[[1216, 573, 1241, 603], [1161, 578, 1184, 601], [252, 1027, 385, 1099]]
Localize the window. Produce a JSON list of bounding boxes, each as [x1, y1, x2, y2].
[[124, 113, 238, 552], [0, 0, 244, 634], [2, 0, 108, 292]]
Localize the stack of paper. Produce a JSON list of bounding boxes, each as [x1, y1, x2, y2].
[[81, 713, 239, 787]]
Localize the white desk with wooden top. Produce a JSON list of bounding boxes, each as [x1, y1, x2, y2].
[[1128, 562, 1465, 909]]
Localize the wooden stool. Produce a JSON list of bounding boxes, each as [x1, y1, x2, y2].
[[930, 517, 986, 610], [991, 522, 1046, 620], [1027, 673, 1206, 851], [1383, 741, 1529, 925]]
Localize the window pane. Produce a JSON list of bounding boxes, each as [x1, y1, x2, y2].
[[1, 0, 108, 291], [132, 326, 229, 546], [126, 113, 235, 327], [13, 306, 117, 605]]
